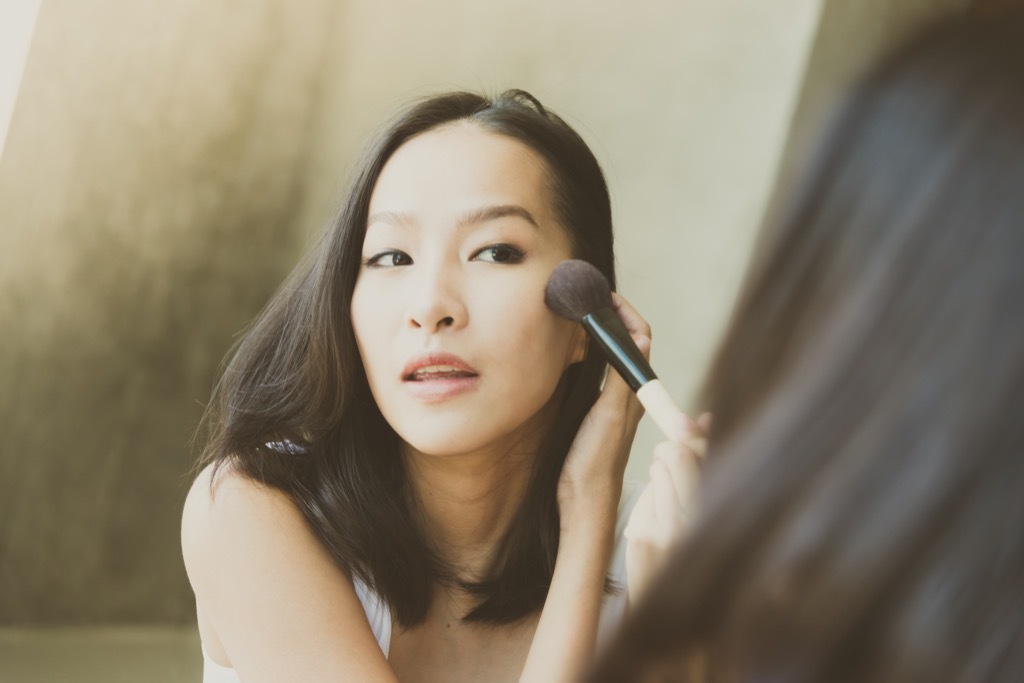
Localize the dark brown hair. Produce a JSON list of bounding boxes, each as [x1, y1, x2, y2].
[[592, 12, 1024, 682], [196, 90, 615, 627]]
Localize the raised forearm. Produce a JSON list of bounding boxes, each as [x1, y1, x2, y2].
[[519, 491, 618, 683]]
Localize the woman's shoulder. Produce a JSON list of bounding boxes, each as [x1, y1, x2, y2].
[[181, 462, 396, 679], [183, 462, 298, 544], [181, 460, 319, 592]]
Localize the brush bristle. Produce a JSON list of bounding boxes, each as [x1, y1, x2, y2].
[[544, 260, 613, 322]]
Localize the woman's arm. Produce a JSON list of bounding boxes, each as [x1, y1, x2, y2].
[[181, 463, 399, 683], [518, 293, 649, 682]]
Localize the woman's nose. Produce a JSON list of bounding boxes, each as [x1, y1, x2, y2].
[[406, 268, 467, 333]]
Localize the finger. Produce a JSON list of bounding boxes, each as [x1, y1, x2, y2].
[[582, 367, 645, 455], [681, 420, 708, 459], [596, 358, 643, 413], [602, 370, 643, 430], [615, 293, 652, 362], [650, 457, 682, 521], [668, 413, 708, 456], [623, 481, 656, 540], [653, 440, 700, 516], [686, 435, 708, 461], [588, 293, 651, 424], [661, 412, 691, 444], [593, 346, 647, 426], [610, 292, 652, 342], [648, 459, 685, 546], [631, 332, 652, 362], [697, 412, 713, 435]]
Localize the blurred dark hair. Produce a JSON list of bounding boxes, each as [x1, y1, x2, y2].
[[591, 12, 1024, 682], [195, 89, 615, 627]]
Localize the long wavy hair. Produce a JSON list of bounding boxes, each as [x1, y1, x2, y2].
[[591, 12, 1024, 683], [196, 89, 615, 627]]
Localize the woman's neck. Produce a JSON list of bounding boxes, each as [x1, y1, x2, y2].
[[402, 441, 537, 578]]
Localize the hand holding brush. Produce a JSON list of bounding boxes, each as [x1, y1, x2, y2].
[[546, 259, 709, 603], [545, 259, 687, 442]]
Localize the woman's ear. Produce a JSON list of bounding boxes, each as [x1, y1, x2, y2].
[[567, 325, 588, 365]]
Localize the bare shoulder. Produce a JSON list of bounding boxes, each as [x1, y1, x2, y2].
[[180, 461, 397, 681], [181, 461, 303, 558], [181, 461, 336, 603], [180, 461, 324, 620]]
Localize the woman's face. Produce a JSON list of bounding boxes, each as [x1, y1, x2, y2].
[[350, 122, 585, 459]]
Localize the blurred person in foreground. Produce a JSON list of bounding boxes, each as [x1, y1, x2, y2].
[[591, 11, 1024, 683]]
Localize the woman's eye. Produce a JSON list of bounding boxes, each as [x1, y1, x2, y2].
[[473, 244, 524, 264], [363, 250, 412, 268]]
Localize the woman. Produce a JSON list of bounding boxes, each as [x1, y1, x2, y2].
[[181, 89, 687, 682], [591, 12, 1024, 683]]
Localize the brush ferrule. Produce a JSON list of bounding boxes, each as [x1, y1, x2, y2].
[[582, 308, 657, 392]]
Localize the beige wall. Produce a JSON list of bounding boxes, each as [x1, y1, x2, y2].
[[0, 0, 42, 163], [0, 0, 968, 624], [0, 0, 338, 623]]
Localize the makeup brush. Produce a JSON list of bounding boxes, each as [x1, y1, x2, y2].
[[545, 259, 684, 441]]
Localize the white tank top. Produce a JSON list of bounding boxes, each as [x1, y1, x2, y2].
[[201, 481, 641, 682]]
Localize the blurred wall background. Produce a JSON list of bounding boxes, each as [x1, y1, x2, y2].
[[0, 0, 971, 638], [0, 0, 41, 161]]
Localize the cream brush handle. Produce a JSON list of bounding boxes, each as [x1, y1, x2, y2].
[[636, 379, 686, 442]]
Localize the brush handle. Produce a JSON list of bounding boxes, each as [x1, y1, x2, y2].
[[636, 379, 685, 441], [582, 308, 657, 392], [582, 308, 684, 440]]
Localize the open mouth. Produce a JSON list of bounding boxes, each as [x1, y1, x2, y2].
[[404, 365, 479, 381]]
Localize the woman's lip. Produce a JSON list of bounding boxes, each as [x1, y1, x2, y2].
[[403, 374, 479, 402], [401, 352, 478, 381]]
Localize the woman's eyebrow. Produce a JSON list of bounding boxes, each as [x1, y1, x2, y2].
[[458, 204, 539, 230], [366, 205, 539, 230], [366, 210, 412, 228]]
